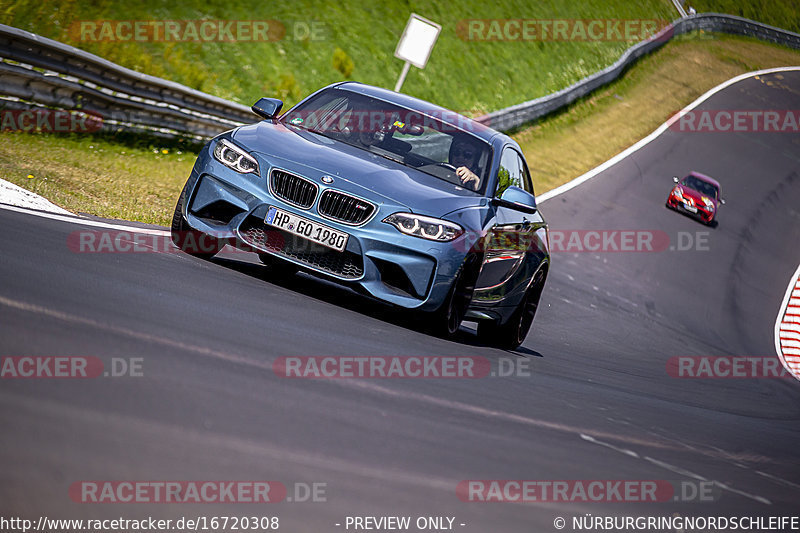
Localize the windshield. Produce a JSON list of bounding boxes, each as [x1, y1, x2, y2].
[[681, 175, 719, 198], [281, 88, 492, 194]]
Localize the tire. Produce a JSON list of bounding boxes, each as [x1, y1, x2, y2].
[[429, 253, 482, 338], [170, 187, 222, 259], [478, 267, 546, 350], [258, 253, 299, 277]]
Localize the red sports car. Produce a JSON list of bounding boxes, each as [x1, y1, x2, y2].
[[666, 171, 725, 225]]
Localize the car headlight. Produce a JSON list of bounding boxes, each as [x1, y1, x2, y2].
[[702, 197, 714, 209], [383, 213, 464, 242], [213, 139, 260, 175], [672, 186, 683, 198]]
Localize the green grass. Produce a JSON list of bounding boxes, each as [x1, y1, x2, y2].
[[0, 132, 192, 224], [1, 0, 677, 111], [693, 0, 800, 33]]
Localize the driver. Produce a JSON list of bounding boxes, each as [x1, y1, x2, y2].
[[449, 136, 482, 190]]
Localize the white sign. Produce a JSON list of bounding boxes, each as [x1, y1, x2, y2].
[[394, 14, 441, 69]]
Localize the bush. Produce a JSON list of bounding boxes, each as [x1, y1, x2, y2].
[[333, 47, 354, 78]]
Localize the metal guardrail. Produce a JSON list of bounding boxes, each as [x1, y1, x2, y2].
[[1, 14, 799, 139], [477, 14, 800, 131], [0, 23, 254, 139]]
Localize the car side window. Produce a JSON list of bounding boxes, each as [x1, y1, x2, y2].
[[519, 153, 534, 195], [496, 147, 528, 197]]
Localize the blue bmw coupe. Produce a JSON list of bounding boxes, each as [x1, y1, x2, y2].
[[172, 82, 549, 348]]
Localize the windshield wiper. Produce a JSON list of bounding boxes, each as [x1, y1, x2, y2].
[[368, 145, 404, 165]]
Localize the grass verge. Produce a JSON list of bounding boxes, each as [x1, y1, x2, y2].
[[0, 134, 194, 224]]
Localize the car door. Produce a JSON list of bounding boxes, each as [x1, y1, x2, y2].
[[473, 146, 545, 307]]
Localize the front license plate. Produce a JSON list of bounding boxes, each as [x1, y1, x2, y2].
[[265, 207, 349, 252], [683, 203, 697, 213]]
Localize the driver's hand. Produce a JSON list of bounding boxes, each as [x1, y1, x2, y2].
[[456, 166, 480, 189]]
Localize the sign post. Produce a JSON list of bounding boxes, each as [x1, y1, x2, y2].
[[393, 14, 441, 93]]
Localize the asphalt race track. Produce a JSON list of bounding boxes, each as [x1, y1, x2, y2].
[[1, 70, 799, 532]]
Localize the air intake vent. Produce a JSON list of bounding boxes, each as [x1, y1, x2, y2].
[[270, 169, 318, 209], [318, 190, 376, 225], [238, 216, 364, 280]]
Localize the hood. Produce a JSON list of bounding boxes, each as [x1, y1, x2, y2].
[[232, 121, 483, 217], [680, 185, 717, 207]]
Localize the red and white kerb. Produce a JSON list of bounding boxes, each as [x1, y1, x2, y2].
[[775, 265, 800, 382]]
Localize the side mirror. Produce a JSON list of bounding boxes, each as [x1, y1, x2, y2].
[[492, 186, 538, 214], [252, 97, 284, 120], [719, 198, 726, 205], [672, 176, 679, 183]]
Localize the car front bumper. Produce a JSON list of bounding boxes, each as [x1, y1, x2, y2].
[[666, 195, 715, 222]]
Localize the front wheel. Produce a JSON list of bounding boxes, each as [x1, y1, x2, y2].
[[478, 268, 546, 350], [429, 254, 482, 339]]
